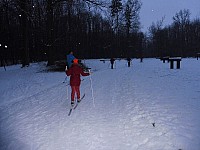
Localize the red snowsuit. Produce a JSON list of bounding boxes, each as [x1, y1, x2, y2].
[[66, 64, 89, 101]]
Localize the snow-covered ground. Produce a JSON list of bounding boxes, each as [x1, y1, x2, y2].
[[0, 58, 200, 150]]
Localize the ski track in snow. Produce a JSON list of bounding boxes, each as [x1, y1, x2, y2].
[[0, 59, 200, 150]]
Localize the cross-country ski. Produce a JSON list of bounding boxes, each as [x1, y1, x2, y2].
[[68, 94, 85, 116]]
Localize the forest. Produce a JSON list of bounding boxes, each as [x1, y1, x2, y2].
[[0, 0, 200, 67]]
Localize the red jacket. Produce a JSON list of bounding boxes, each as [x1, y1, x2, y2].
[[66, 64, 89, 86]]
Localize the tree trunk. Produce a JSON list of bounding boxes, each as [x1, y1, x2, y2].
[[20, 0, 30, 67], [46, 0, 55, 66]]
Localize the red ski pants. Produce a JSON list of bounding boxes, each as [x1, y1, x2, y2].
[[71, 86, 80, 101]]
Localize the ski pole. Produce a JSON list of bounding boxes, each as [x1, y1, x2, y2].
[[63, 66, 68, 83], [63, 76, 67, 83], [89, 69, 95, 107], [64, 76, 69, 99], [64, 66, 69, 99], [67, 77, 69, 100]]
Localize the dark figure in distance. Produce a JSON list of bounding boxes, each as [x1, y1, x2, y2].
[[127, 57, 131, 67], [110, 58, 115, 69]]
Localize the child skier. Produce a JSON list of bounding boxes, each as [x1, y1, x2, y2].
[[66, 58, 90, 106]]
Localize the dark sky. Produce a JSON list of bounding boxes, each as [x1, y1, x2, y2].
[[140, 0, 200, 32]]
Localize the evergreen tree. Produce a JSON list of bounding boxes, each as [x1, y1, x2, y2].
[[110, 0, 123, 33]]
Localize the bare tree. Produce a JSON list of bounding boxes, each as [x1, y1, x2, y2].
[[124, 0, 142, 56], [172, 9, 191, 57], [124, 0, 141, 35], [148, 17, 165, 57]]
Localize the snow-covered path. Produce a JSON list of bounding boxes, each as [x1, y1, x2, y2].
[[0, 59, 200, 150]]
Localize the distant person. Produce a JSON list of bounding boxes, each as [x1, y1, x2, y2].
[[127, 57, 131, 67], [66, 59, 90, 106], [66, 51, 75, 69], [110, 58, 115, 69]]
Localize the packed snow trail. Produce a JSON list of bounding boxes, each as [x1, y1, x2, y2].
[[0, 59, 200, 150]]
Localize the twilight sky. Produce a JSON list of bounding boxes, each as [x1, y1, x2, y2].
[[140, 0, 200, 32]]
